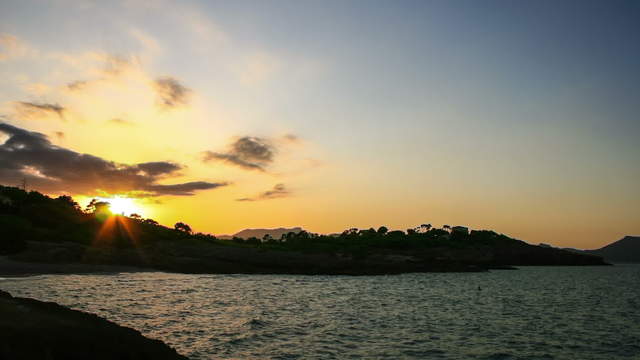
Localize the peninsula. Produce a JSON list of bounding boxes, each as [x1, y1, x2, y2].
[[0, 185, 607, 276]]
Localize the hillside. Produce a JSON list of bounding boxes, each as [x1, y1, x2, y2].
[[0, 185, 608, 275], [586, 236, 640, 263]]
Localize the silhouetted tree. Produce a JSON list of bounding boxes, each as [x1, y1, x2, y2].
[[377, 226, 388, 235], [342, 228, 358, 236], [85, 198, 98, 213], [174, 222, 192, 234], [55, 195, 79, 210], [358, 228, 376, 237], [283, 232, 297, 241], [142, 218, 158, 225], [129, 213, 142, 220], [246, 237, 260, 245], [85, 199, 111, 214], [232, 236, 244, 243]]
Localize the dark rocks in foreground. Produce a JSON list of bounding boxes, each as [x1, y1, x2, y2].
[[0, 290, 188, 360]]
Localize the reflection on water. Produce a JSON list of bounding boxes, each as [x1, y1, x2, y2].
[[2, 266, 640, 359]]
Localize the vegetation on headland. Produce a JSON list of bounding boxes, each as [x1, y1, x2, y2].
[[0, 185, 607, 275]]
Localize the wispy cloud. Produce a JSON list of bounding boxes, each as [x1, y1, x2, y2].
[[0, 33, 32, 61], [60, 55, 192, 111], [107, 118, 134, 126], [237, 52, 279, 85], [66, 80, 88, 91], [281, 134, 300, 143], [237, 183, 290, 201], [129, 27, 163, 56], [14, 101, 66, 120]]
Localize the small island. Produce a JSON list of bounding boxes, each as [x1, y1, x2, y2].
[[0, 185, 607, 276]]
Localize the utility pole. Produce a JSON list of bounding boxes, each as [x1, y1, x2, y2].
[[21, 178, 27, 191]]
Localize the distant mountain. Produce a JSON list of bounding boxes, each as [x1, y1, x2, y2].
[[586, 236, 640, 263], [217, 227, 303, 240]]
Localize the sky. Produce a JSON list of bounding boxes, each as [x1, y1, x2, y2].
[[0, 0, 638, 249]]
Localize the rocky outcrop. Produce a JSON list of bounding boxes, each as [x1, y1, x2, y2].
[[0, 290, 188, 360]]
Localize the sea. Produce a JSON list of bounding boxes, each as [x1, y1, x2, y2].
[[1, 265, 639, 360]]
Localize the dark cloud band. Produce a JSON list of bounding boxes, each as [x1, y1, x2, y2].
[[0, 122, 227, 196]]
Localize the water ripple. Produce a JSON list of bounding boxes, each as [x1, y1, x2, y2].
[[1, 265, 639, 359]]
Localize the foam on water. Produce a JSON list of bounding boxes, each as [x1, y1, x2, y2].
[[1, 265, 639, 359]]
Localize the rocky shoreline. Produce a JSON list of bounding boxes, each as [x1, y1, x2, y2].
[[0, 289, 188, 360]]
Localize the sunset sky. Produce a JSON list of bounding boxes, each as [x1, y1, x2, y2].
[[1, 0, 638, 249]]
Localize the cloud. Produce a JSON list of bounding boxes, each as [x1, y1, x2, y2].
[[46, 54, 193, 118], [238, 52, 279, 85], [107, 118, 134, 126], [103, 54, 136, 75], [202, 136, 275, 172], [282, 134, 299, 143], [14, 102, 66, 120], [66, 80, 88, 91], [237, 183, 290, 202], [0, 34, 31, 61], [153, 77, 190, 108], [129, 28, 162, 56], [60, 54, 140, 90], [0, 122, 227, 196], [135, 161, 182, 176], [146, 181, 224, 196]]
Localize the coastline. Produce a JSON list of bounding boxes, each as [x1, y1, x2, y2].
[[0, 256, 151, 277], [1, 236, 608, 277]]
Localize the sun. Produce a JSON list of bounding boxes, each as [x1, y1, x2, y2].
[[100, 197, 142, 216]]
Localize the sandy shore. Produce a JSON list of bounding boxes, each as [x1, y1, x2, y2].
[[0, 256, 152, 276]]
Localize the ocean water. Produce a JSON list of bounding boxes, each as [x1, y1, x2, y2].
[[2, 266, 639, 360]]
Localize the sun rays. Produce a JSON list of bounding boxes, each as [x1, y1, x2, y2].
[[101, 197, 142, 216]]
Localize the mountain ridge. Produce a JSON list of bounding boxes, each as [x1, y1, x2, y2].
[[586, 236, 640, 263]]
